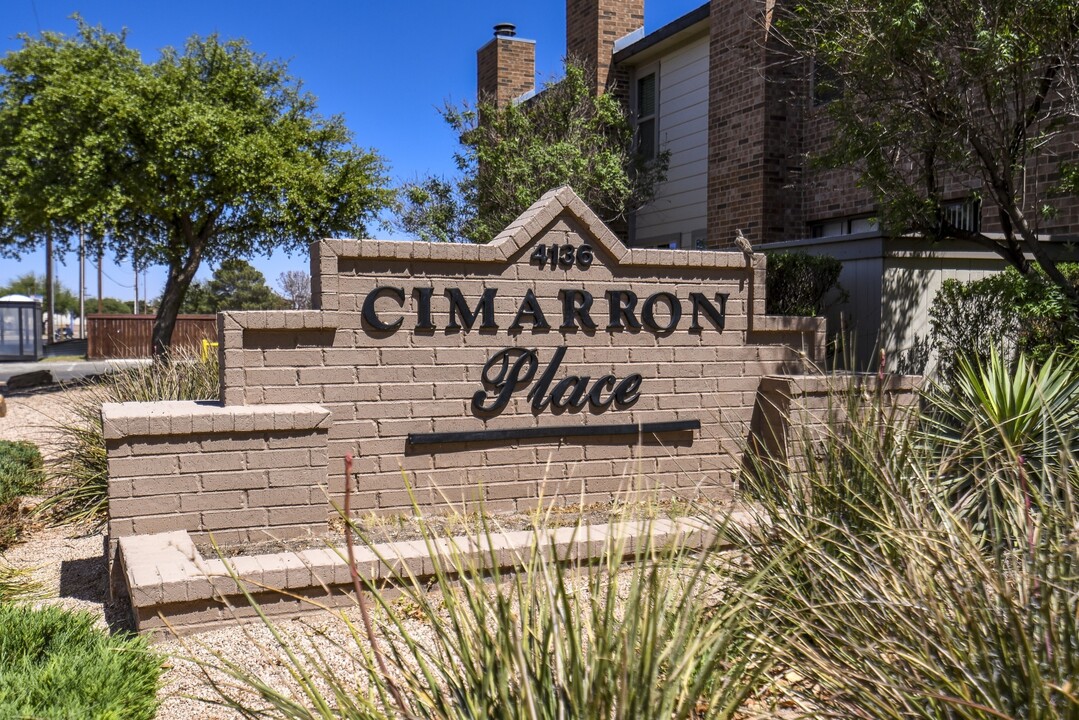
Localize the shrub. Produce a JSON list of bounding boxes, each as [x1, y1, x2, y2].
[[764, 251, 846, 316], [41, 349, 219, 526], [0, 439, 44, 550], [929, 264, 1079, 376], [0, 604, 161, 719], [739, 374, 1079, 718], [0, 439, 45, 503]]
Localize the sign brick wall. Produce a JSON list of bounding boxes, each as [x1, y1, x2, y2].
[[104, 186, 826, 558], [218, 186, 823, 514]]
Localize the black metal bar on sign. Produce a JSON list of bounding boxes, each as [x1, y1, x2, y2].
[[407, 419, 701, 446]]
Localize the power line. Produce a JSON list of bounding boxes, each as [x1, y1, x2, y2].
[[99, 267, 134, 289], [29, 0, 42, 34]]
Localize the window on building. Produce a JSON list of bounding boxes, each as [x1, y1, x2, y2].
[[636, 72, 657, 160], [941, 198, 981, 233], [809, 215, 879, 238]]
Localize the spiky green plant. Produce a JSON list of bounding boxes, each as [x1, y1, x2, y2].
[[920, 350, 1079, 539], [40, 349, 219, 526], [0, 439, 46, 549], [0, 562, 44, 603]]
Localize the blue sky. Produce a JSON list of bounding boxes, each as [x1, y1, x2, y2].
[[0, 0, 703, 304]]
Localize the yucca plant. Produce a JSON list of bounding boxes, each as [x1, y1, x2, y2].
[[40, 348, 219, 526], [744, 467, 1079, 719], [195, 484, 774, 720], [920, 349, 1079, 540]]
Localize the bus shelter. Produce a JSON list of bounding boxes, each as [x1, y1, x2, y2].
[[0, 296, 43, 361]]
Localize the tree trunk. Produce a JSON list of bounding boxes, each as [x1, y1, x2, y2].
[[151, 236, 204, 358], [998, 195, 1079, 314]]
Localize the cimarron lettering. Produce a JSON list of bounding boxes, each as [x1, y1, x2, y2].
[[362, 286, 729, 334], [361, 285, 727, 418]]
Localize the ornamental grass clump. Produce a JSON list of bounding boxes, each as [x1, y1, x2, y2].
[[41, 348, 219, 526], [0, 604, 162, 719], [739, 361, 1079, 718], [197, 489, 774, 720]]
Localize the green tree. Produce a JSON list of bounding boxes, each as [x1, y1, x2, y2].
[[176, 282, 215, 314], [97, 297, 133, 314], [0, 20, 391, 355], [0, 273, 78, 314], [206, 259, 287, 311], [394, 62, 668, 243], [777, 0, 1079, 309], [177, 260, 287, 312]]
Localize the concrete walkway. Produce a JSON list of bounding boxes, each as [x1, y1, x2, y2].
[[0, 358, 149, 384]]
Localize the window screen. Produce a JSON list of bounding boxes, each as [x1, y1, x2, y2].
[[636, 73, 657, 160]]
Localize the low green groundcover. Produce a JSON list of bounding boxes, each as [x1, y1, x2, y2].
[[0, 439, 45, 503], [0, 604, 161, 719]]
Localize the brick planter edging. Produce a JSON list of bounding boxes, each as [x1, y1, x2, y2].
[[119, 514, 747, 636]]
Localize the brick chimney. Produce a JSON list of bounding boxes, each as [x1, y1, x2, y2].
[[566, 0, 644, 95], [477, 23, 536, 108]]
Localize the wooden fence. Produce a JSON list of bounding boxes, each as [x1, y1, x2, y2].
[[86, 315, 218, 359]]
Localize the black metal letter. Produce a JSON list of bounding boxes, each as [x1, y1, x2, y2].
[[362, 286, 404, 331], [472, 348, 538, 413], [509, 289, 551, 331], [613, 374, 643, 406], [527, 345, 567, 412], [689, 292, 728, 331], [605, 290, 641, 330], [446, 287, 498, 331], [588, 375, 617, 409], [641, 292, 682, 332], [560, 289, 596, 330], [414, 287, 435, 331]]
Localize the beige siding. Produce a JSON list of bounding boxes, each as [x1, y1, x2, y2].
[[882, 255, 1007, 374], [634, 35, 709, 247]]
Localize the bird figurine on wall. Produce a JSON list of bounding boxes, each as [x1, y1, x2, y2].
[[735, 229, 754, 256]]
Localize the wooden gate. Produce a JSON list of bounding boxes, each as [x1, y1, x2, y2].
[[86, 315, 218, 359]]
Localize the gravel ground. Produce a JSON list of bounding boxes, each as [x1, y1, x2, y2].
[[0, 383, 92, 460]]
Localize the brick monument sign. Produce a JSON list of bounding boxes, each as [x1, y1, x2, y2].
[[103, 186, 825, 558]]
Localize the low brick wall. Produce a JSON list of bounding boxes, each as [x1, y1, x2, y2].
[[751, 374, 921, 472], [103, 401, 334, 590]]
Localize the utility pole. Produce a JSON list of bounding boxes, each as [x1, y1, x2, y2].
[[79, 229, 86, 339], [97, 246, 103, 313], [133, 260, 139, 315], [45, 231, 54, 344]]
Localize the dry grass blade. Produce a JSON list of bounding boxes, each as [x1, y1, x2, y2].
[[38, 349, 219, 527]]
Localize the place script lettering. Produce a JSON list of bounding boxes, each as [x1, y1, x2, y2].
[[472, 346, 642, 414]]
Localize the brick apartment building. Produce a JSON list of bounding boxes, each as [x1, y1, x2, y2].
[[476, 0, 1079, 370]]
